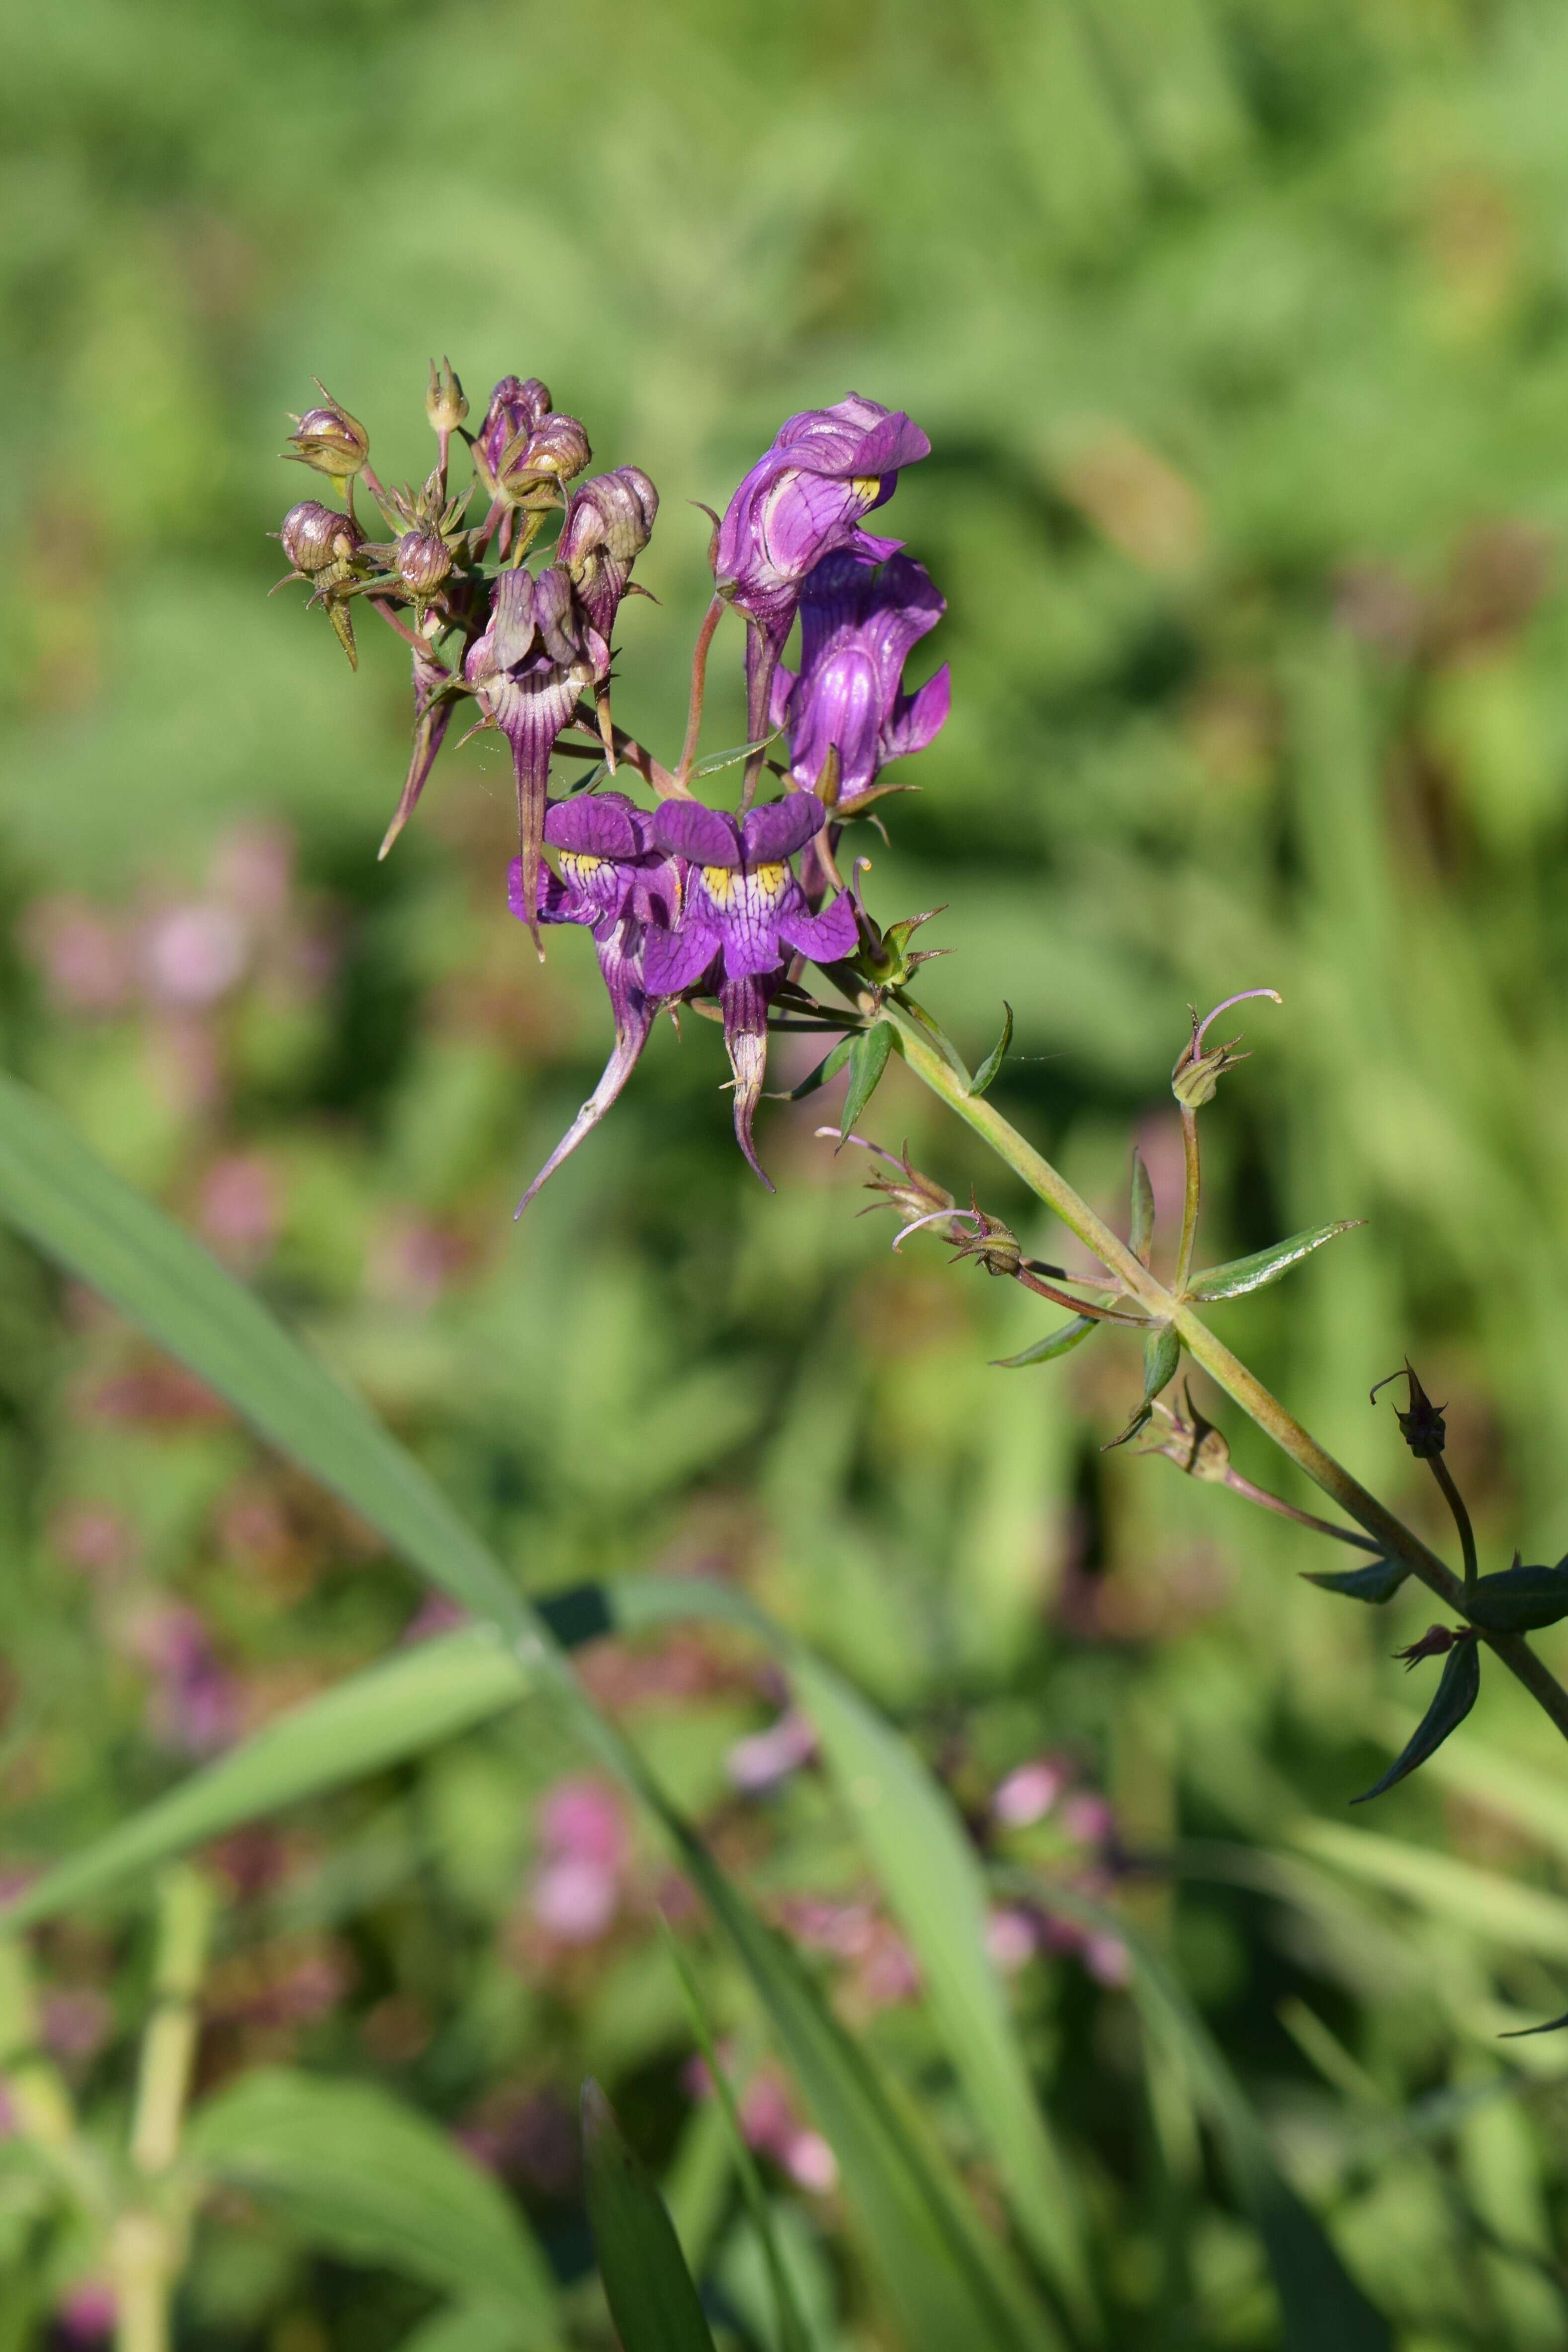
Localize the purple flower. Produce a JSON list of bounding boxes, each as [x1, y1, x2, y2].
[[474, 375, 552, 486], [713, 395, 931, 745], [773, 550, 950, 805], [644, 792, 858, 1186], [506, 793, 682, 1208], [468, 567, 609, 941], [558, 467, 659, 644]]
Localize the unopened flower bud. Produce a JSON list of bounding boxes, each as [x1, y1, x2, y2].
[[1370, 1361, 1447, 1458], [279, 501, 362, 575], [1394, 1624, 1467, 1668], [395, 529, 452, 598], [523, 412, 593, 483], [425, 356, 467, 436], [559, 466, 659, 572], [284, 383, 370, 484]]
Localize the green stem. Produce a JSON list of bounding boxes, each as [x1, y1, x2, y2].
[[883, 997, 1568, 1746], [1173, 1107, 1200, 1299], [1430, 1455, 1480, 1596], [114, 1870, 213, 2352]]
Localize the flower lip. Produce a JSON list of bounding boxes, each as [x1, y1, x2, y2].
[[653, 791, 823, 870], [543, 792, 648, 861]]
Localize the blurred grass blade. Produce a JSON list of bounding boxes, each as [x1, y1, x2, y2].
[[1011, 1879, 1391, 2352], [582, 2081, 718, 2352], [1290, 1821, 1568, 1959], [969, 1001, 1013, 1097], [1303, 1559, 1408, 1603], [0, 1070, 526, 1637], [393, 2306, 534, 2352], [0, 1627, 532, 1931], [840, 1023, 894, 1138], [992, 1314, 1097, 1369], [1352, 1642, 1480, 1803], [189, 2069, 561, 2329], [1129, 1146, 1155, 1265], [1185, 1221, 1364, 1302], [658, 1921, 816, 2352], [0, 1077, 1055, 2352]]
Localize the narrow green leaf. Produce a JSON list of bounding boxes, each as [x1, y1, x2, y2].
[[1185, 1220, 1365, 1302], [991, 1315, 1098, 1369], [189, 2071, 560, 2325], [840, 1023, 894, 1139], [1302, 1558, 1409, 1604], [0, 1087, 1057, 2352], [968, 1002, 1013, 1098], [0, 1626, 532, 1931], [1128, 1146, 1155, 1268], [1463, 1562, 1568, 1634], [1499, 2007, 1568, 2039], [1352, 1641, 1481, 1803], [583, 2081, 718, 2352], [1291, 1821, 1568, 1959], [692, 729, 780, 779], [1007, 1879, 1391, 2352], [1103, 1321, 1179, 1449], [779, 1034, 855, 1103], [657, 1924, 816, 2352]]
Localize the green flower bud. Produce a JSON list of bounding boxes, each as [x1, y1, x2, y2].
[[425, 356, 468, 436], [284, 381, 370, 484]]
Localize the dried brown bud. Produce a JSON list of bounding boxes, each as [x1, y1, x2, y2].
[[425, 356, 467, 436], [279, 501, 362, 575], [284, 383, 370, 484]]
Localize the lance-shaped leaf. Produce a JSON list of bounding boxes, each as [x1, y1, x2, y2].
[[1302, 1558, 1410, 1605], [1500, 2006, 1568, 2039], [1104, 1322, 1180, 1450], [968, 1002, 1013, 1098], [840, 1022, 894, 1140], [582, 2081, 719, 2352], [991, 1315, 1098, 1370], [1462, 1561, 1568, 1634], [1185, 1220, 1365, 1302], [1352, 1640, 1480, 1804], [779, 1034, 855, 1102], [693, 729, 781, 779], [1129, 1146, 1155, 1268]]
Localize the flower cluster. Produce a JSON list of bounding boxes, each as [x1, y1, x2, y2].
[[276, 374, 948, 1199]]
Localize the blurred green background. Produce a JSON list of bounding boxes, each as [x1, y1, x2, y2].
[[7, 0, 1568, 2345]]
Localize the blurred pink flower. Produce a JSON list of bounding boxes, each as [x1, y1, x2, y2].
[[401, 1593, 471, 1645], [456, 2086, 579, 2193], [986, 1906, 1041, 1974], [56, 2282, 116, 2344], [49, 1503, 133, 1578], [22, 898, 128, 1015], [737, 2073, 839, 2194], [991, 1757, 1066, 1829], [199, 1154, 280, 1264], [528, 1779, 629, 1946], [209, 822, 294, 923], [128, 1603, 238, 1756], [366, 1215, 470, 1309], [727, 1708, 816, 1793], [1060, 1793, 1115, 1850], [141, 903, 248, 1007]]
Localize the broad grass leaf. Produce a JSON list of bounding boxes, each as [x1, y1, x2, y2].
[[582, 2081, 719, 2352], [1185, 1221, 1364, 1302], [188, 2070, 560, 2326], [1352, 1642, 1480, 1803]]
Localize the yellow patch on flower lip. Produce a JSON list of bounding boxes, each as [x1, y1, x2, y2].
[[560, 851, 605, 880], [702, 865, 738, 905], [850, 474, 881, 503], [750, 862, 788, 899]]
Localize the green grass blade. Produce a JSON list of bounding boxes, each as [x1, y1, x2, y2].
[[582, 2081, 718, 2352], [188, 2069, 561, 2326], [1006, 1879, 1391, 2352], [657, 1920, 817, 2352]]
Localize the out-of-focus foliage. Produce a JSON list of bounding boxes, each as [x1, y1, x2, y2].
[[4, 1, 1568, 2345]]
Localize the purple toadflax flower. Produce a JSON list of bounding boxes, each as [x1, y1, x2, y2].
[[773, 549, 950, 806], [713, 395, 931, 746], [468, 567, 611, 946], [507, 792, 682, 1209], [644, 791, 858, 1187]]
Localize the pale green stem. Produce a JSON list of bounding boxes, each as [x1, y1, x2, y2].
[[1173, 1107, 1201, 1299], [114, 1869, 214, 2352], [882, 997, 1568, 1746]]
